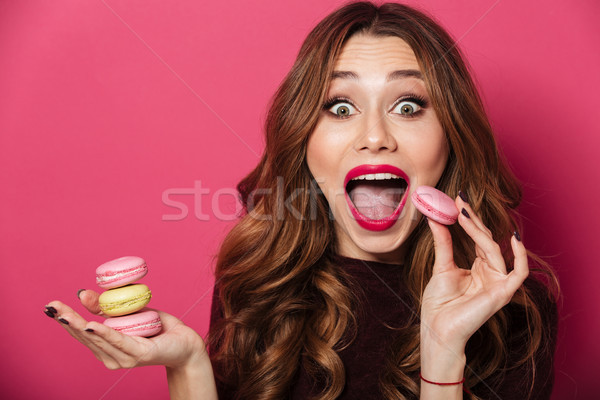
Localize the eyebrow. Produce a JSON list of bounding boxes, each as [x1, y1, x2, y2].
[[331, 69, 423, 81]]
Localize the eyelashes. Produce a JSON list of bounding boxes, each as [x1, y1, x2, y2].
[[323, 96, 357, 118], [322, 94, 429, 119]]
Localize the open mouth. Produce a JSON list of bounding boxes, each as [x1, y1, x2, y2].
[[344, 165, 410, 231]]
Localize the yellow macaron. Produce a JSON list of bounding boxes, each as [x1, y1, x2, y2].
[[98, 283, 152, 317]]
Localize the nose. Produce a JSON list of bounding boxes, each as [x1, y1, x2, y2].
[[354, 112, 398, 153]]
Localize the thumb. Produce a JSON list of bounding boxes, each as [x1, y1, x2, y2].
[[427, 218, 455, 274], [78, 289, 103, 316]]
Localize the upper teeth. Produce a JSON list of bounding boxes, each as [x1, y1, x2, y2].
[[351, 173, 401, 181]]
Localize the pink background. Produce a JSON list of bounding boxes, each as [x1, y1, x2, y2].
[[1, 0, 598, 398]]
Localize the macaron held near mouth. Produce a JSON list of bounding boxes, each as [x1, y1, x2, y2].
[[344, 164, 410, 231]]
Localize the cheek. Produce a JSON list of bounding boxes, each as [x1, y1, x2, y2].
[[306, 132, 325, 178], [306, 121, 344, 177], [306, 134, 335, 211], [408, 126, 448, 177], [423, 135, 448, 169], [306, 122, 350, 210]]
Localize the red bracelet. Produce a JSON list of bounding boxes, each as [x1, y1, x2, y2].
[[419, 372, 465, 386]]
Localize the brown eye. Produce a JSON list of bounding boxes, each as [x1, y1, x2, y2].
[[328, 102, 356, 118], [393, 100, 421, 116], [401, 104, 414, 115], [337, 105, 350, 116]]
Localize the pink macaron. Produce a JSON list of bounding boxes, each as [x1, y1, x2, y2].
[[96, 256, 148, 289], [411, 186, 459, 225], [103, 310, 162, 337]]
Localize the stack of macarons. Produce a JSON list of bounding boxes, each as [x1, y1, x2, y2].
[[96, 256, 162, 337]]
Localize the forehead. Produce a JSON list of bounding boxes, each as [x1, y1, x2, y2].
[[333, 34, 420, 72]]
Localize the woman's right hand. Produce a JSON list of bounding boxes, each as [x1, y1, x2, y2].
[[45, 291, 218, 399]]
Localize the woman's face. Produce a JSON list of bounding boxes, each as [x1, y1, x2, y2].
[[306, 34, 448, 263]]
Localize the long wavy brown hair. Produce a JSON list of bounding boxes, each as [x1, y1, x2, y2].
[[207, 2, 559, 399]]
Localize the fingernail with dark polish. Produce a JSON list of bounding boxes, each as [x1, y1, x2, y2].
[[45, 306, 57, 314], [58, 318, 70, 325], [461, 208, 471, 219], [77, 289, 86, 299], [459, 190, 469, 203], [85, 328, 94, 333], [513, 230, 521, 241], [44, 309, 55, 318]]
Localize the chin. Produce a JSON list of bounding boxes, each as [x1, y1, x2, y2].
[[337, 207, 419, 263], [356, 238, 405, 259]]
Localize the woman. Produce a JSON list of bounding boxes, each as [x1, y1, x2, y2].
[[46, 2, 558, 399]]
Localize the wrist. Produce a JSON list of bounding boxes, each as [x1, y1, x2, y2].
[[166, 335, 217, 400], [420, 337, 466, 383], [420, 341, 466, 399], [419, 370, 466, 400], [166, 353, 217, 400], [167, 329, 210, 369]]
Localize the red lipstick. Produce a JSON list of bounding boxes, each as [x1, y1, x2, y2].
[[344, 164, 410, 231]]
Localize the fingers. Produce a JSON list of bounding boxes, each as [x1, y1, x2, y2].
[[427, 217, 455, 274], [45, 301, 87, 329], [45, 301, 153, 369], [456, 195, 492, 261], [456, 192, 492, 237], [44, 301, 120, 366], [82, 321, 151, 368], [506, 233, 529, 294], [78, 289, 103, 315], [455, 195, 507, 274], [85, 321, 143, 353], [456, 193, 530, 305]]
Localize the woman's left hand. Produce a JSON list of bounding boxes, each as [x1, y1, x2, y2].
[[420, 195, 529, 357]]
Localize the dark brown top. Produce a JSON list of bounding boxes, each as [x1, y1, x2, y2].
[[210, 255, 558, 399]]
